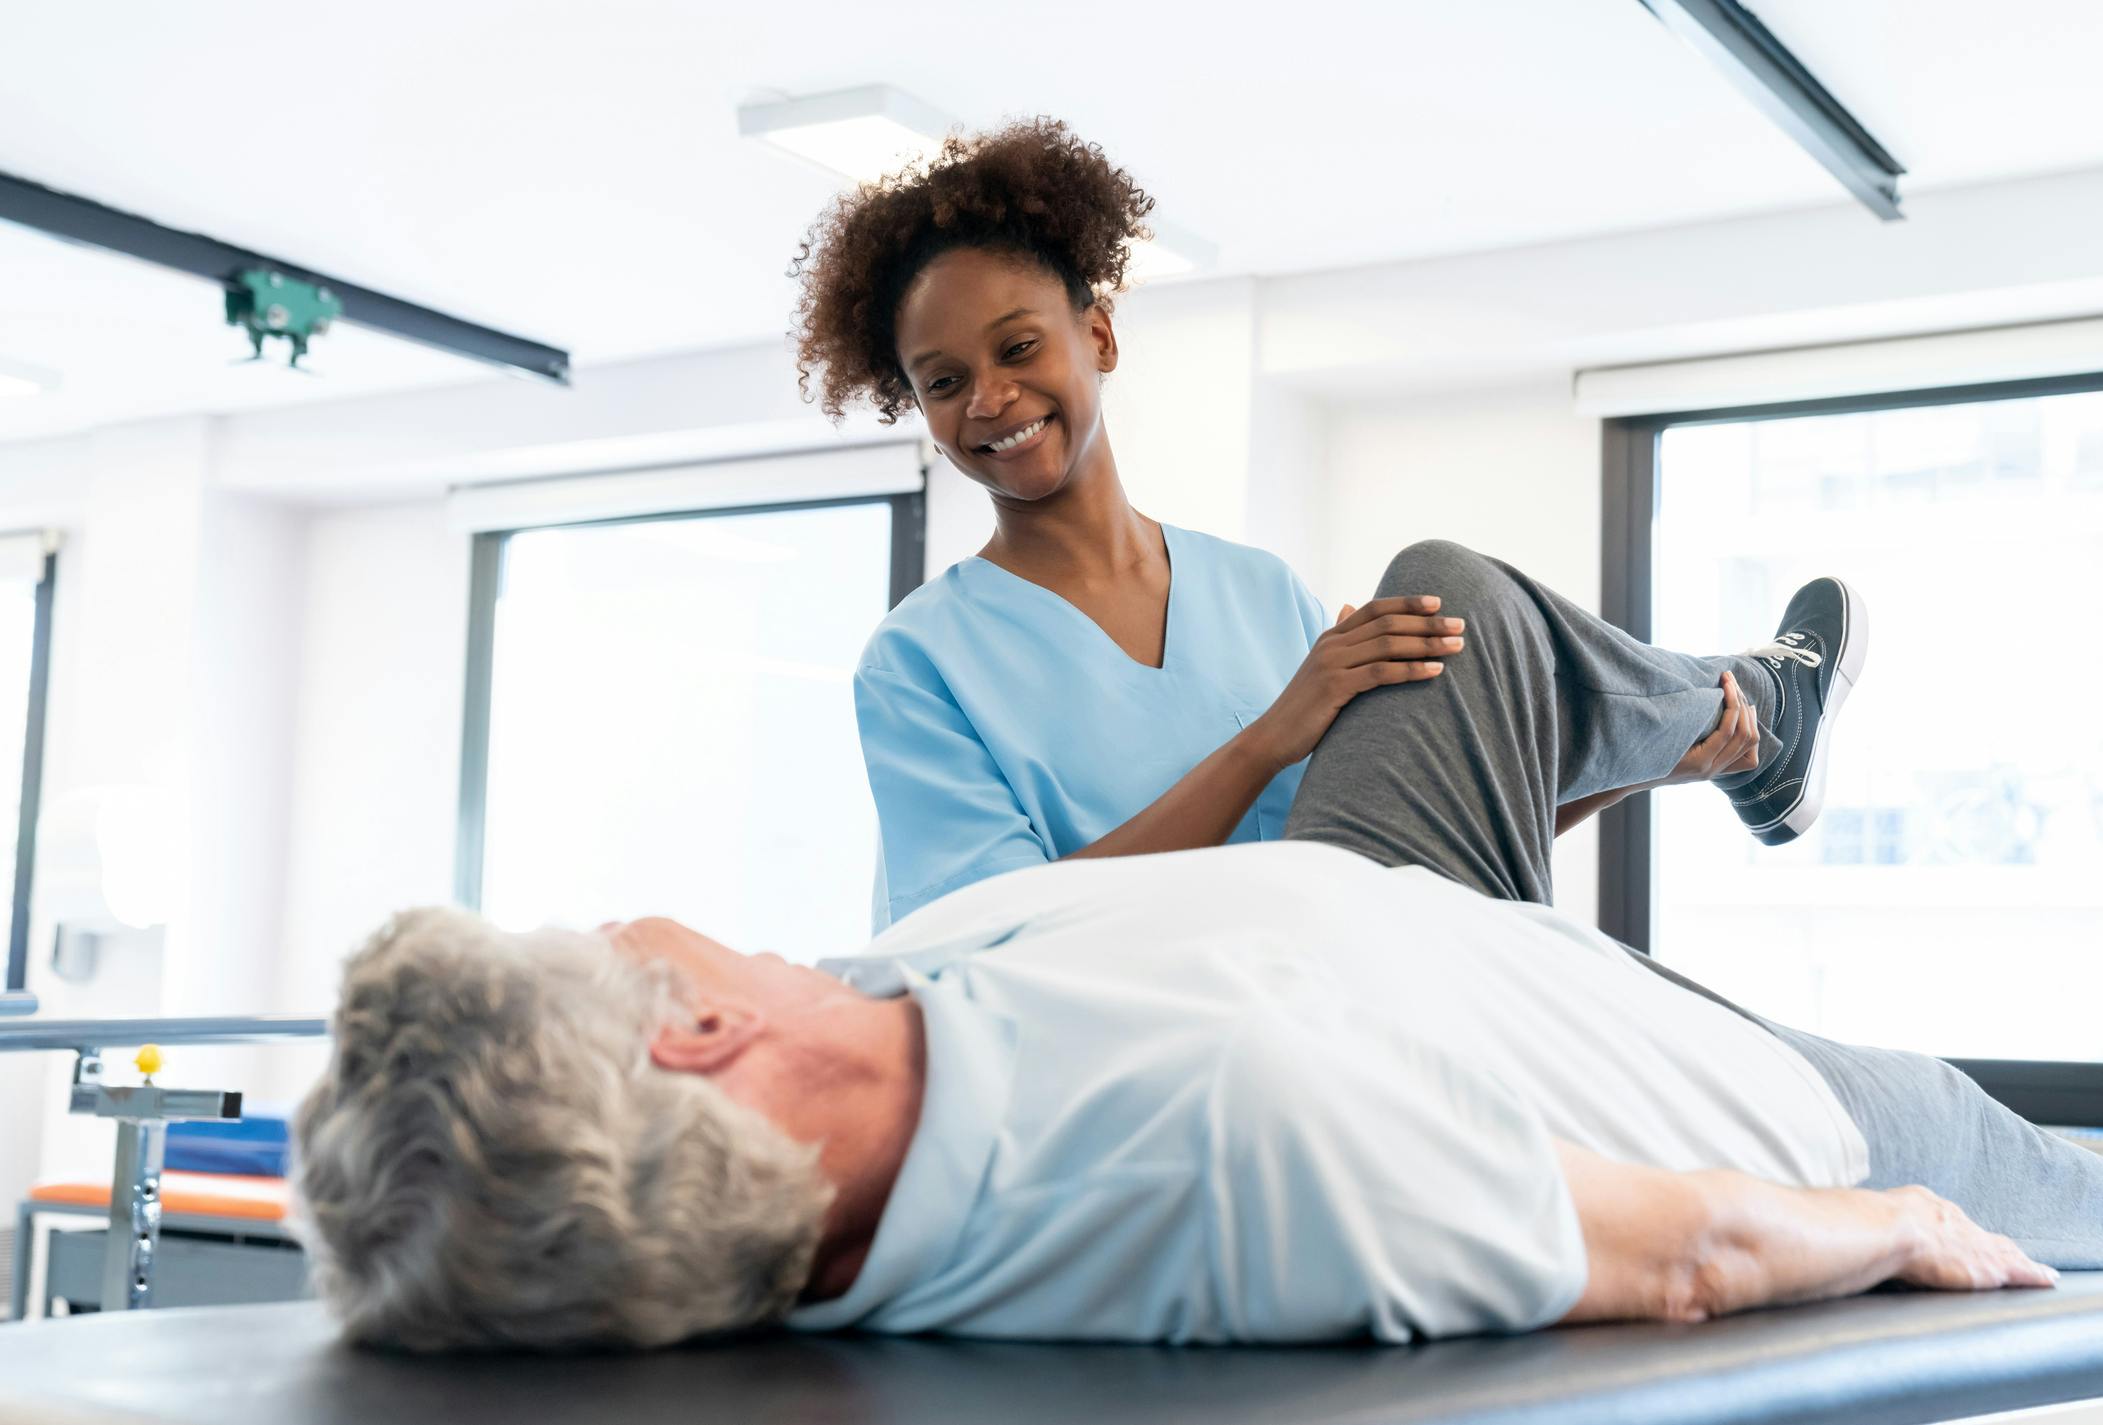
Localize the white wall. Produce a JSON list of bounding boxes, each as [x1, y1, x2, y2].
[[1099, 277, 1262, 541], [1323, 381, 1600, 611], [181, 490, 307, 1018], [1246, 381, 1328, 591], [1263, 164, 2103, 398], [276, 501, 470, 1011], [1324, 381, 1603, 923], [247, 498, 473, 1096]]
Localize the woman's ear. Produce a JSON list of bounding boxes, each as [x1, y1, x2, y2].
[[650, 1000, 765, 1076], [1088, 304, 1118, 375]]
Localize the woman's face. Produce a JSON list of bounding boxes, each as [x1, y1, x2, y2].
[[893, 247, 1117, 505]]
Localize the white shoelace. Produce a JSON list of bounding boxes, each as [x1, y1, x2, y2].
[[1743, 629, 1822, 671]]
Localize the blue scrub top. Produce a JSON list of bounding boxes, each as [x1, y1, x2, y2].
[[854, 522, 1324, 929]]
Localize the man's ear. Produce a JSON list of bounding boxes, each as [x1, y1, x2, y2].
[[650, 1000, 765, 1076]]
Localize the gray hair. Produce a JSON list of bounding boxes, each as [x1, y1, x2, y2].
[[290, 906, 832, 1351]]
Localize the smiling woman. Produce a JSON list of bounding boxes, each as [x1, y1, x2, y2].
[[789, 120, 1467, 929], [791, 118, 1146, 427]]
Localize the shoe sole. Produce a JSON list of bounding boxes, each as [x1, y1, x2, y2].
[[1750, 579, 1868, 846]]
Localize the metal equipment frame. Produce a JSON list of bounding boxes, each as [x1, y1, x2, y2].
[[1, 1015, 329, 1314]]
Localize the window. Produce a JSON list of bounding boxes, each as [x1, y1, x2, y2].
[[1602, 375, 2103, 1123], [0, 540, 52, 996], [458, 488, 923, 963]]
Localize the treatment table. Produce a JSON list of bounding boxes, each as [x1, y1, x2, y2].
[[6, 1278, 2103, 1425]]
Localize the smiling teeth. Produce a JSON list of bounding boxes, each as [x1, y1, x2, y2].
[[989, 418, 1046, 452]]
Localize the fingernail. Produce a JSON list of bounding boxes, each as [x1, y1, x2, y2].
[[1447, 619, 1465, 631], [1444, 637, 1463, 649]]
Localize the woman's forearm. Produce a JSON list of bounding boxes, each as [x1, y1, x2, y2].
[[1064, 726, 1282, 861]]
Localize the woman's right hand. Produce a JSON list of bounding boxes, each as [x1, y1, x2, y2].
[[1245, 596, 1465, 771]]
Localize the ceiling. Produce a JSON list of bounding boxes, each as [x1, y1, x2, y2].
[[3, 0, 2102, 443]]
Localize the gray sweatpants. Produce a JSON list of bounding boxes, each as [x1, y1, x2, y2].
[[1283, 538, 2103, 1266]]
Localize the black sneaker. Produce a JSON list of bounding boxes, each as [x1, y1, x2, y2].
[[1728, 577, 1868, 846]]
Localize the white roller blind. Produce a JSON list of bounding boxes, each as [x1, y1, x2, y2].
[[1574, 318, 2103, 418], [447, 442, 926, 533]]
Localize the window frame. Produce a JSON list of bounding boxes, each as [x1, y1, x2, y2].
[[1598, 368, 2103, 1125], [4, 550, 55, 994], [452, 487, 926, 911]]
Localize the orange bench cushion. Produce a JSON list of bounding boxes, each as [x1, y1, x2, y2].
[[29, 1172, 289, 1222]]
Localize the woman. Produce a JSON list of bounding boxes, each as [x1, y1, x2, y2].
[[791, 120, 1772, 930]]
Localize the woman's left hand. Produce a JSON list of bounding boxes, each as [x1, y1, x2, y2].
[[1653, 671, 1761, 788]]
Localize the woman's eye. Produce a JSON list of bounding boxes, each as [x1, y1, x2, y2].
[[927, 376, 956, 394], [1005, 340, 1036, 359]]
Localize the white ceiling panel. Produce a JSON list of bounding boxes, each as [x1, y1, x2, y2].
[[1750, 0, 2103, 189], [0, 0, 2098, 440]]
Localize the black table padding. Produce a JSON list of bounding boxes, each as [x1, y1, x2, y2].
[[5, 1276, 2103, 1425]]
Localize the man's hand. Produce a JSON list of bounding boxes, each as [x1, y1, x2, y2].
[[1887, 1185, 2061, 1292], [1244, 597, 1463, 771]]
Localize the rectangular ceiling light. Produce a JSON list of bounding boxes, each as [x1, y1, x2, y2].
[[742, 86, 1215, 281], [1639, 0, 1907, 221], [1127, 218, 1218, 284], [0, 357, 58, 399], [739, 85, 955, 185]]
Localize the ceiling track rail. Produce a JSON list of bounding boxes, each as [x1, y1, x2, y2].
[[1638, 0, 1907, 221], [0, 168, 571, 383]]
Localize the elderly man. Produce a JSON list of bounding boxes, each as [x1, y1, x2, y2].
[[294, 542, 2091, 1352]]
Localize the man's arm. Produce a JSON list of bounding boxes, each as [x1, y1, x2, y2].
[[1551, 1139, 2058, 1325]]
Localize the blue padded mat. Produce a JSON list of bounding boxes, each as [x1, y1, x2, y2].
[[165, 1112, 288, 1177]]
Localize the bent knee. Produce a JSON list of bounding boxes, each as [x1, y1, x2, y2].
[[1378, 538, 1496, 597]]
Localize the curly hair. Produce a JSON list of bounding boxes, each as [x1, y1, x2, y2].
[[791, 117, 1155, 425]]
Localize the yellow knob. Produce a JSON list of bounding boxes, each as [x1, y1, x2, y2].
[[135, 1045, 163, 1078]]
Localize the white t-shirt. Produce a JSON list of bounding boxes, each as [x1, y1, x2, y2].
[[792, 841, 1867, 1344]]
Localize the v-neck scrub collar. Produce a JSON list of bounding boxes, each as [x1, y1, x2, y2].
[[957, 520, 1183, 675], [852, 523, 1328, 930]]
